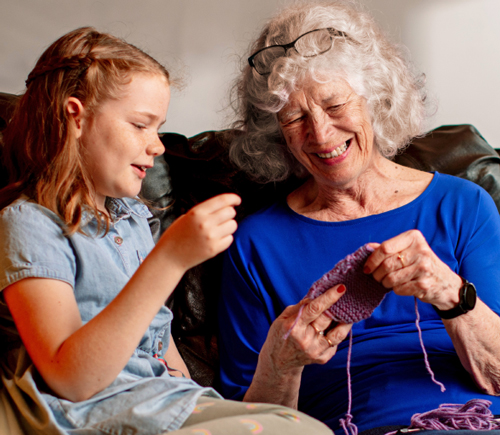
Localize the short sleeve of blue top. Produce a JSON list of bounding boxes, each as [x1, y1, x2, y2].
[[0, 197, 217, 434], [218, 173, 500, 433]]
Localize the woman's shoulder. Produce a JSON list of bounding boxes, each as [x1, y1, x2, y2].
[[238, 201, 289, 229], [432, 172, 493, 201], [233, 200, 305, 250], [426, 172, 499, 221]]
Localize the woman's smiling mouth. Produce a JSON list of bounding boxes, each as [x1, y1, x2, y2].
[[316, 139, 351, 159]]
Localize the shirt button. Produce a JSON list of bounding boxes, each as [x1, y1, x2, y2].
[[114, 236, 123, 245]]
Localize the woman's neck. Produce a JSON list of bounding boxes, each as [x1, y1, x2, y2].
[[286, 159, 433, 222]]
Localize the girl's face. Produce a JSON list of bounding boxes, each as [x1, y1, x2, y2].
[[80, 73, 170, 211]]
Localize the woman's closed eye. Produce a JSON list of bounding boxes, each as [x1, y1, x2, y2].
[[280, 113, 306, 127], [327, 103, 347, 114], [285, 116, 305, 126]]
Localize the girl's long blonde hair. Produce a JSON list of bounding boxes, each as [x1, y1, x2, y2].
[[0, 27, 170, 234]]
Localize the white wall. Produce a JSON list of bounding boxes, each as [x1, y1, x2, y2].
[[1, 0, 499, 146]]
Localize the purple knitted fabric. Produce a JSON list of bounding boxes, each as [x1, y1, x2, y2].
[[283, 243, 448, 435], [306, 244, 391, 323]]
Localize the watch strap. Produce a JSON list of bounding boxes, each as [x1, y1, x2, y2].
[[432, 277, 477, 320]]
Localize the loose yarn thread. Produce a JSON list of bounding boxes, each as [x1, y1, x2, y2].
[[339, 330, 358, 435], [414, 296, 446, 393]]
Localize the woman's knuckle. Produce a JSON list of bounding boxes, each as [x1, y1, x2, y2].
[[383, 275, 397, 288], [307, 301, 322, 317], [379, 244, 391, 255]]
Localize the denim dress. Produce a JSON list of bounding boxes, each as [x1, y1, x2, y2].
[[0, 197, 218, 434]]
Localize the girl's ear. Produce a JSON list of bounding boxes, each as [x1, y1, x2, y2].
[[65, 97, 86, 139]]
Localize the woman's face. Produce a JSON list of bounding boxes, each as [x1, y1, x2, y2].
[[79, 73, 170, 210], [278, 78, 376, 190]]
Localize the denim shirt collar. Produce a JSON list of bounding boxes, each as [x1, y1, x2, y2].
[[81, 197, 152, 226]]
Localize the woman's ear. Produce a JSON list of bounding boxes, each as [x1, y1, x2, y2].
[[65, 97, 85, 139]]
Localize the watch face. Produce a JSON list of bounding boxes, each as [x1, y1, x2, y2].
[[463, 282, 477, 310]]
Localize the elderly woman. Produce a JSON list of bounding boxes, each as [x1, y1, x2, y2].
[[217, 1, 500, 433]]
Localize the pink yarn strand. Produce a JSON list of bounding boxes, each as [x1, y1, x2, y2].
[[282, 304, 305, 340], [414, 297, 446, 392], [340, 330, 358, 435]]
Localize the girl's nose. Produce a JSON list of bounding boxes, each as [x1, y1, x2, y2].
[[148, 134, 165, 157]]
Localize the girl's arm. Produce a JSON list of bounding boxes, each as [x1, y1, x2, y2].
[[4, 193, 240, 402]]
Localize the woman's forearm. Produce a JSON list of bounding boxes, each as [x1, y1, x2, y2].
[[443, 298, 500, 395], [243, 349, 303, 409]]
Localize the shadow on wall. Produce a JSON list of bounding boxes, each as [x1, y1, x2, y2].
[[365, 0, 499, 146]]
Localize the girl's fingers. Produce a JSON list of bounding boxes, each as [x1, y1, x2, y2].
[[194, 193, 241, 214]]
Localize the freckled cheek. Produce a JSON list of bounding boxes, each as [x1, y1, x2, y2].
[[283, 130, 306, 152]]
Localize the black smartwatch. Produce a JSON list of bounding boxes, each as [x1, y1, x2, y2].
[[433, 277, 477, 320]]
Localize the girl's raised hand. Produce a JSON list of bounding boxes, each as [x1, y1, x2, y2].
[[157, 193, 241, 272]]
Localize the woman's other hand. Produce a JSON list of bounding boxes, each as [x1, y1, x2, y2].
[[364, 229, 462, 310], [265, 284, 351, 369], [157, 193, 241, 272], [244, 284, 351, 408]]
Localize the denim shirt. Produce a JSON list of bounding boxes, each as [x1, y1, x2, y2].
[[0, 197, 218, 434]]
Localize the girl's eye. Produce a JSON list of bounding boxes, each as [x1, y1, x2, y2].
[[134, 123, 146, 129]]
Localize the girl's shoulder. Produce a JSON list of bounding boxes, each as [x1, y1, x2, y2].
[[0, 197, 65, 234], [0, 198, 77, 291]]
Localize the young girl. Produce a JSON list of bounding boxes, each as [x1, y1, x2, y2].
[[0, 28, 332, 435]]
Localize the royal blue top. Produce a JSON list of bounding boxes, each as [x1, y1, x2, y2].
[[0, 197, 218, 435], [218, 172, 500, 433]]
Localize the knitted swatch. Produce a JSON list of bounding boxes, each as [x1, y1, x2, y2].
[[306, 244, 391, 323], [283, 244, 389, 339]]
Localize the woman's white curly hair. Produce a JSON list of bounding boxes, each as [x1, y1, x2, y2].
[[229, 0, 428, 182]]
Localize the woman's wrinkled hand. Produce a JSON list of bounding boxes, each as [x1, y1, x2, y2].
[[260, 284, 352, 376], [157, 193, 241, 272], [363, 229, 462, 310]]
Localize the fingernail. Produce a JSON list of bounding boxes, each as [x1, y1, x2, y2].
[[337, 284, 346, 293], [363, 266, 370, 274]]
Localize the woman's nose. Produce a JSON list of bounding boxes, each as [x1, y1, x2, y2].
[[309, 116, 331, 144]]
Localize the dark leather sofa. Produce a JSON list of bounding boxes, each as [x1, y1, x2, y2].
[[1, 91, 500, 392]]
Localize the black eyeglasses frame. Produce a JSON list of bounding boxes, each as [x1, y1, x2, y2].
[[248, 27, 348, 75]]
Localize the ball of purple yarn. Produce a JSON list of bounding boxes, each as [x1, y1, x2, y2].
[[306, 244, 391, 323], [409, 399, 500, 431]]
